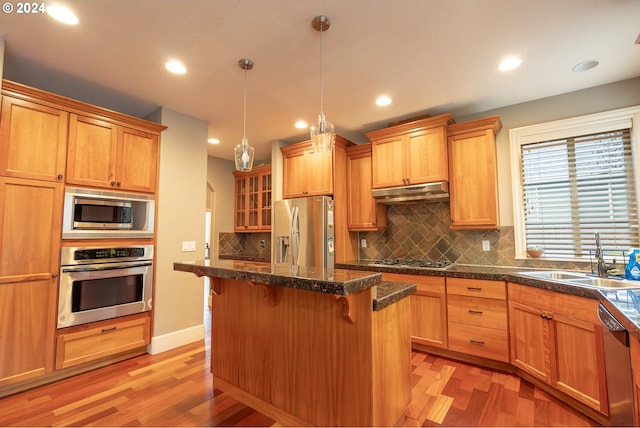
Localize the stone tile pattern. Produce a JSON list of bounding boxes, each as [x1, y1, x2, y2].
[[359, 202, 588, 271], [219, 232, 271, 260]]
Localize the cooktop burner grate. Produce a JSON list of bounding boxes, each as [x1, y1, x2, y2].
[[369, 258, 451, 269]]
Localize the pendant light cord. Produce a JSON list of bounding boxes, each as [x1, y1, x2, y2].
[[319, 23, 324, 116], [242, 65, 248, 144]]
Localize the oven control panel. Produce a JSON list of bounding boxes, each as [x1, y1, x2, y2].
[[61, 245, 154, 266], [74, 247, 146, 260]]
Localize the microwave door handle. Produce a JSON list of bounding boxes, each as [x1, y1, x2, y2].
[[62, 261, 152, 273]]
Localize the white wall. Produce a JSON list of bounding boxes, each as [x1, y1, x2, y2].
[[0, 37, 5, 83], [457, 77, 640, 226], [146, 107, 208, 354]]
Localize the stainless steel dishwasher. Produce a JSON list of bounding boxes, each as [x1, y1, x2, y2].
[[597, 303, 635, 426]]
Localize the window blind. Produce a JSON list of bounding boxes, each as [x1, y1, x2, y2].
[[521, 128, 638, 258]]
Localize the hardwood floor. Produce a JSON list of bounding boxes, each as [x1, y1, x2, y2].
[[0, 306, 599, 427]]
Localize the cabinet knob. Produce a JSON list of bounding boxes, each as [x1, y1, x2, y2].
[[51, 273, 58, 278], [116, 182, 121, 187], [110, 181, 116, 187], [57, 174, 63, 181]]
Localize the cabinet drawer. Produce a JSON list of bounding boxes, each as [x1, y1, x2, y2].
[[448, 322, 509, 362], [447, 295, 507, 330], [56, 315, 150, 370], [447, 278, 506, 300]]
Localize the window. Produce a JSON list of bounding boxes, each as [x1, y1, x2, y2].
[[510, 106, 640, 260]]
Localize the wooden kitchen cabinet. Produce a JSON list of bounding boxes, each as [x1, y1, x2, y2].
[[0, 177, 62, 386], [281, 139, 333, 198], [66, 114, 160, 193], [365, 114, 454, 189], [382, 273, 447, 349], [630, 333, 640, 426], [447, 278, 509, 362], [345, 144, 387, 231], [233, 164, 272, 232], [0, 90, 68, 182], [55, 312, 150, 370], [447, 116, 502, 229], [508, 283, 609, 415]]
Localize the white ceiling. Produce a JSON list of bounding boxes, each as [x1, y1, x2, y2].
[[1, 0, 639, 163]]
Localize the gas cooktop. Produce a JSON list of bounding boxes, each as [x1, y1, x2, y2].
[[368, 258, 452, 269]]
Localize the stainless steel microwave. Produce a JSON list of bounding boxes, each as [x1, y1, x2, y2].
[[62, 187, 155, 239]]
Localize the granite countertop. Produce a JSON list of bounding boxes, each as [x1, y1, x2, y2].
[[337, 259, 640, 336], [174, 259, 384, 296], [174, 259, 417, 312]]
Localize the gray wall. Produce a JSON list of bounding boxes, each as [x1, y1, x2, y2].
[[206, 156, 236, 260], [456, 77, 640, 226], [147, 107, 208, 354]]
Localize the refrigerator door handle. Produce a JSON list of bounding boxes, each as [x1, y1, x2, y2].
[[291, 206, 300, 266]]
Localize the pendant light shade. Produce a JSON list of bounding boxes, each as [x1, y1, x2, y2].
[[310, 15, 335, 154], [234, 59, 255, 171]]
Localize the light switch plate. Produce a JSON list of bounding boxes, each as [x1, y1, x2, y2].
[[482, 240, 490, 251], [182, 241, 196, 252], [360, 238, 367, 248]]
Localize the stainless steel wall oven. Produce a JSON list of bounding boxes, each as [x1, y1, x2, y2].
[[58, 245, 153, 328]]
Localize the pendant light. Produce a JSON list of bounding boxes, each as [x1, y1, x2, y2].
[[310, 15, 335, 154], [234, 59, 255, 171]]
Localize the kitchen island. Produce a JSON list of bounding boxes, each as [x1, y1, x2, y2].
[[174, 259, 416, 427]]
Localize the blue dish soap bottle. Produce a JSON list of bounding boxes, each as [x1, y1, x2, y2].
[[625, 248, 640, 280]]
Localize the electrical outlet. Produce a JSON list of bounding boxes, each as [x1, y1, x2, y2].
[[361, 238, 367, 248], [182, 241, 196, 252], [482, 240, 490, 251], [260, 240, 266, 248]]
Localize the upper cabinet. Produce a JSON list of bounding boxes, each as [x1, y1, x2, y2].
[[345, 144, 387, 231], [66, 115, 159, 193], [447, 116, 502, 229], [281, 136, 352, 199], [233, 164, 272, 232], [365, 114, 454, 189], [1, 80, 165, 194], [0, 92, 68, 182]]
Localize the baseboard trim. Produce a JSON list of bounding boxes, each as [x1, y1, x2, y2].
[[148, 323, 205, 354]]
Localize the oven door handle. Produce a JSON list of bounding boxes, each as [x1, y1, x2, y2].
[[62, 261, 152, 273]]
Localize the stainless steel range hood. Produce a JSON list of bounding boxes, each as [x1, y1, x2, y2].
[[372, 181, 449, 204]]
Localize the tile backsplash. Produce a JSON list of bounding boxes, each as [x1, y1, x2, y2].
[[219, 232, 271, 260], [220, 202, 589, 271], [358, 202, 589, 271]]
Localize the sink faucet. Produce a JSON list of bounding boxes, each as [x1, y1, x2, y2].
[[594, 231, 615, 277]]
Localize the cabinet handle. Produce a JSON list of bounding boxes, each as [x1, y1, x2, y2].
[[468, 309, 483, 315], [540, 314, 553, 320], [469, 339, 485, 345], [467, 287, 482, 292], [101, 326, 117, 333]]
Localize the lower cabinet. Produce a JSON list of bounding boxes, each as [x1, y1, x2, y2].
[[508, 283, 608, 415], [382, 273, 447, 349], [630, 334, 640, 426], [55, 313, 151, 370], [446, 278, 509, 362]]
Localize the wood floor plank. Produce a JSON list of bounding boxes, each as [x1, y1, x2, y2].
[[0, 308, 601, 427]]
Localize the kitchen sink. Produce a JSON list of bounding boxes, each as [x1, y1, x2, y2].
[[517, 270, 640, 290], [517, 271, 588, 280]]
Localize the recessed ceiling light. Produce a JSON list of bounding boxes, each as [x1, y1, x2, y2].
[[572, 60, 599, 72], [47, 4, 79, 25], [498, 57, 522, 72], [376, 95, 392, 106], [295, 120, 308, 129], [165, 60, 187, 74], [208, 138, 220, 145]]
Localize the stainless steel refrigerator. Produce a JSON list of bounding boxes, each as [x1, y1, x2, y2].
[[272, 196, 335, 269]]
